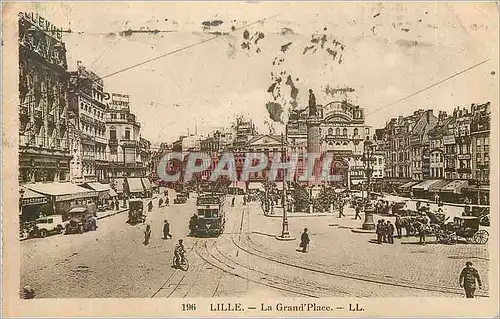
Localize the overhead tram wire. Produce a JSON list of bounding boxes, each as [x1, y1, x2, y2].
[[365, 58, 491, 118], [19, 13, 281, 107], [100, 13, 281, 79]]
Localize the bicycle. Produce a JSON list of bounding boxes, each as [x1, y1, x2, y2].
[[172, 254, 189, 271]]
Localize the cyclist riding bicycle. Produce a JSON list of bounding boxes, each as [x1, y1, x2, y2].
[[174, 239, 186, 265]]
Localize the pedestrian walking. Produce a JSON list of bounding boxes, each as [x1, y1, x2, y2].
[[395, 215, 402, 238], [163, 220, 172, 239], [354, 204, 362, 220], [144, 224, 152, 245], [165, 196, 169, 206], [376, 220, 383, 244], [231, 197, 235, 207], [459, 261, 482, 298], [386, 221, 395, 244], [299, 228, 310, 253], [158, 197, 164, 207], [417, 222, 426, 244], [338, 202, 345, 218]]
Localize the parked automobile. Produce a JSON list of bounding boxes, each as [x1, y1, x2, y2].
[[29, 215, 64, 238], [65, 207, 97, 234]]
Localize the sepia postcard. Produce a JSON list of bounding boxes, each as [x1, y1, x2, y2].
[[2, 1, 499, 317]]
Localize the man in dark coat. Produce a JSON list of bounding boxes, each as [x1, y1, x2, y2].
[[395, 215, 403, 238], [354, 204, 362, 220], [163, 220, 171, 239], [189, 214, 198, 235], [231, 197, 235, 207], [459, 261, 482, 298], [300, 228, 310, 253], [338, 201, 345, 218], [386, 221, 395, 244], [376, 220, 383, 244]]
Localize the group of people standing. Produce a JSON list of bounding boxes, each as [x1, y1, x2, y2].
[[375, 219, 395, 244]]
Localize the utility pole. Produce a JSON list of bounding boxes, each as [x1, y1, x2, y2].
[[276, 132, 294, 241]]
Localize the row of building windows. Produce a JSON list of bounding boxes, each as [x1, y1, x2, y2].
[[324, 127, 369, 136], [80, 102, 105, 119]]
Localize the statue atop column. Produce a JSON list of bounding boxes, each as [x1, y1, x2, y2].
[[308, 89, 317, 116]]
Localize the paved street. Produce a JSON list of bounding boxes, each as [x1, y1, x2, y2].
[[21, 190, 489, 299]]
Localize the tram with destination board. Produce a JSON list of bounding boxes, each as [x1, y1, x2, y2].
[[193, 194, 225, 237]]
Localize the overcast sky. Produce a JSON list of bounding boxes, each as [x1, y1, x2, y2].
[[12, 2, 499, 145]]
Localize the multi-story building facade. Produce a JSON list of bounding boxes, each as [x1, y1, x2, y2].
[[106, 93, 145, 178], [377, 110, 437, 183], [428, 111, 452, 179], [454, 107, 473, 180], [67, 62, 108, 183], [470, 102, 491, 205], [287, 99, 372, 187], [18, 12, 71, 183]]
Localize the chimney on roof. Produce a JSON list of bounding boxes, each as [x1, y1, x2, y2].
[[426, 109, 433, 123]]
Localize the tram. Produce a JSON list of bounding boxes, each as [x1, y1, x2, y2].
[[193, 194, 225, 237]]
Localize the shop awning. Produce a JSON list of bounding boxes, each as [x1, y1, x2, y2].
[[21, 186, 48, 206], [82, 182, 113, 199], [248, 182, 263, 190], [412, 180, 441, 191], [440, 180, 469, 194], [24, 182, 97, 202], [428, 180, 452, 193], [334, 188, 347, 193], [84, 182, 111, 192], [127, 178, 145, 193], [399, 181, 420, 190], [109, 188, 118, 197], [141, 178, 152, 191]]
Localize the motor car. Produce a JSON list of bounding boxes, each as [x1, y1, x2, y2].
[[29, 215, 64, 238], [64, 207, 97, 234]]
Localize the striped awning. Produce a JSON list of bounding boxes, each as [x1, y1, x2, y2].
[[428, 180, 452, 193]]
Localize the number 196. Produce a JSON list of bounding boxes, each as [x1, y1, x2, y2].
[[182, 304, 196, 311]]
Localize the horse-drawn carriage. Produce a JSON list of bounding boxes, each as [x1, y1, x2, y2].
[[433, 216, 488, 245]]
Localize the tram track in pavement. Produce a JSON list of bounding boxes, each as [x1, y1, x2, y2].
[[233, 208, 490, 298], [151, 240, 201, 298], [191, 205, 351, 298]]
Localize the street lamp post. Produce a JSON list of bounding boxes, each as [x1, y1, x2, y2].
[[361, 138, 376, 230], [276, 133, 295, 241]]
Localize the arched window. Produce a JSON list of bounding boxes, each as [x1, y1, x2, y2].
[[354, 128, 359, 136], [328, 128, 333, 135], [335, 128, 340, 135], [343, 141, 349, 146], [342, 128, 347, 136]]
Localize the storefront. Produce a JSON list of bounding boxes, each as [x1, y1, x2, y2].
[[20, 186, 48, 222], [127, 177, 145, 198], [23, 182, 97, 219], [398, 181, 420, 197], [439, 180, 469, 203], [411, 179, 441, 200], [141, 178, 152, 198], [82, 182, 115, 206]]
